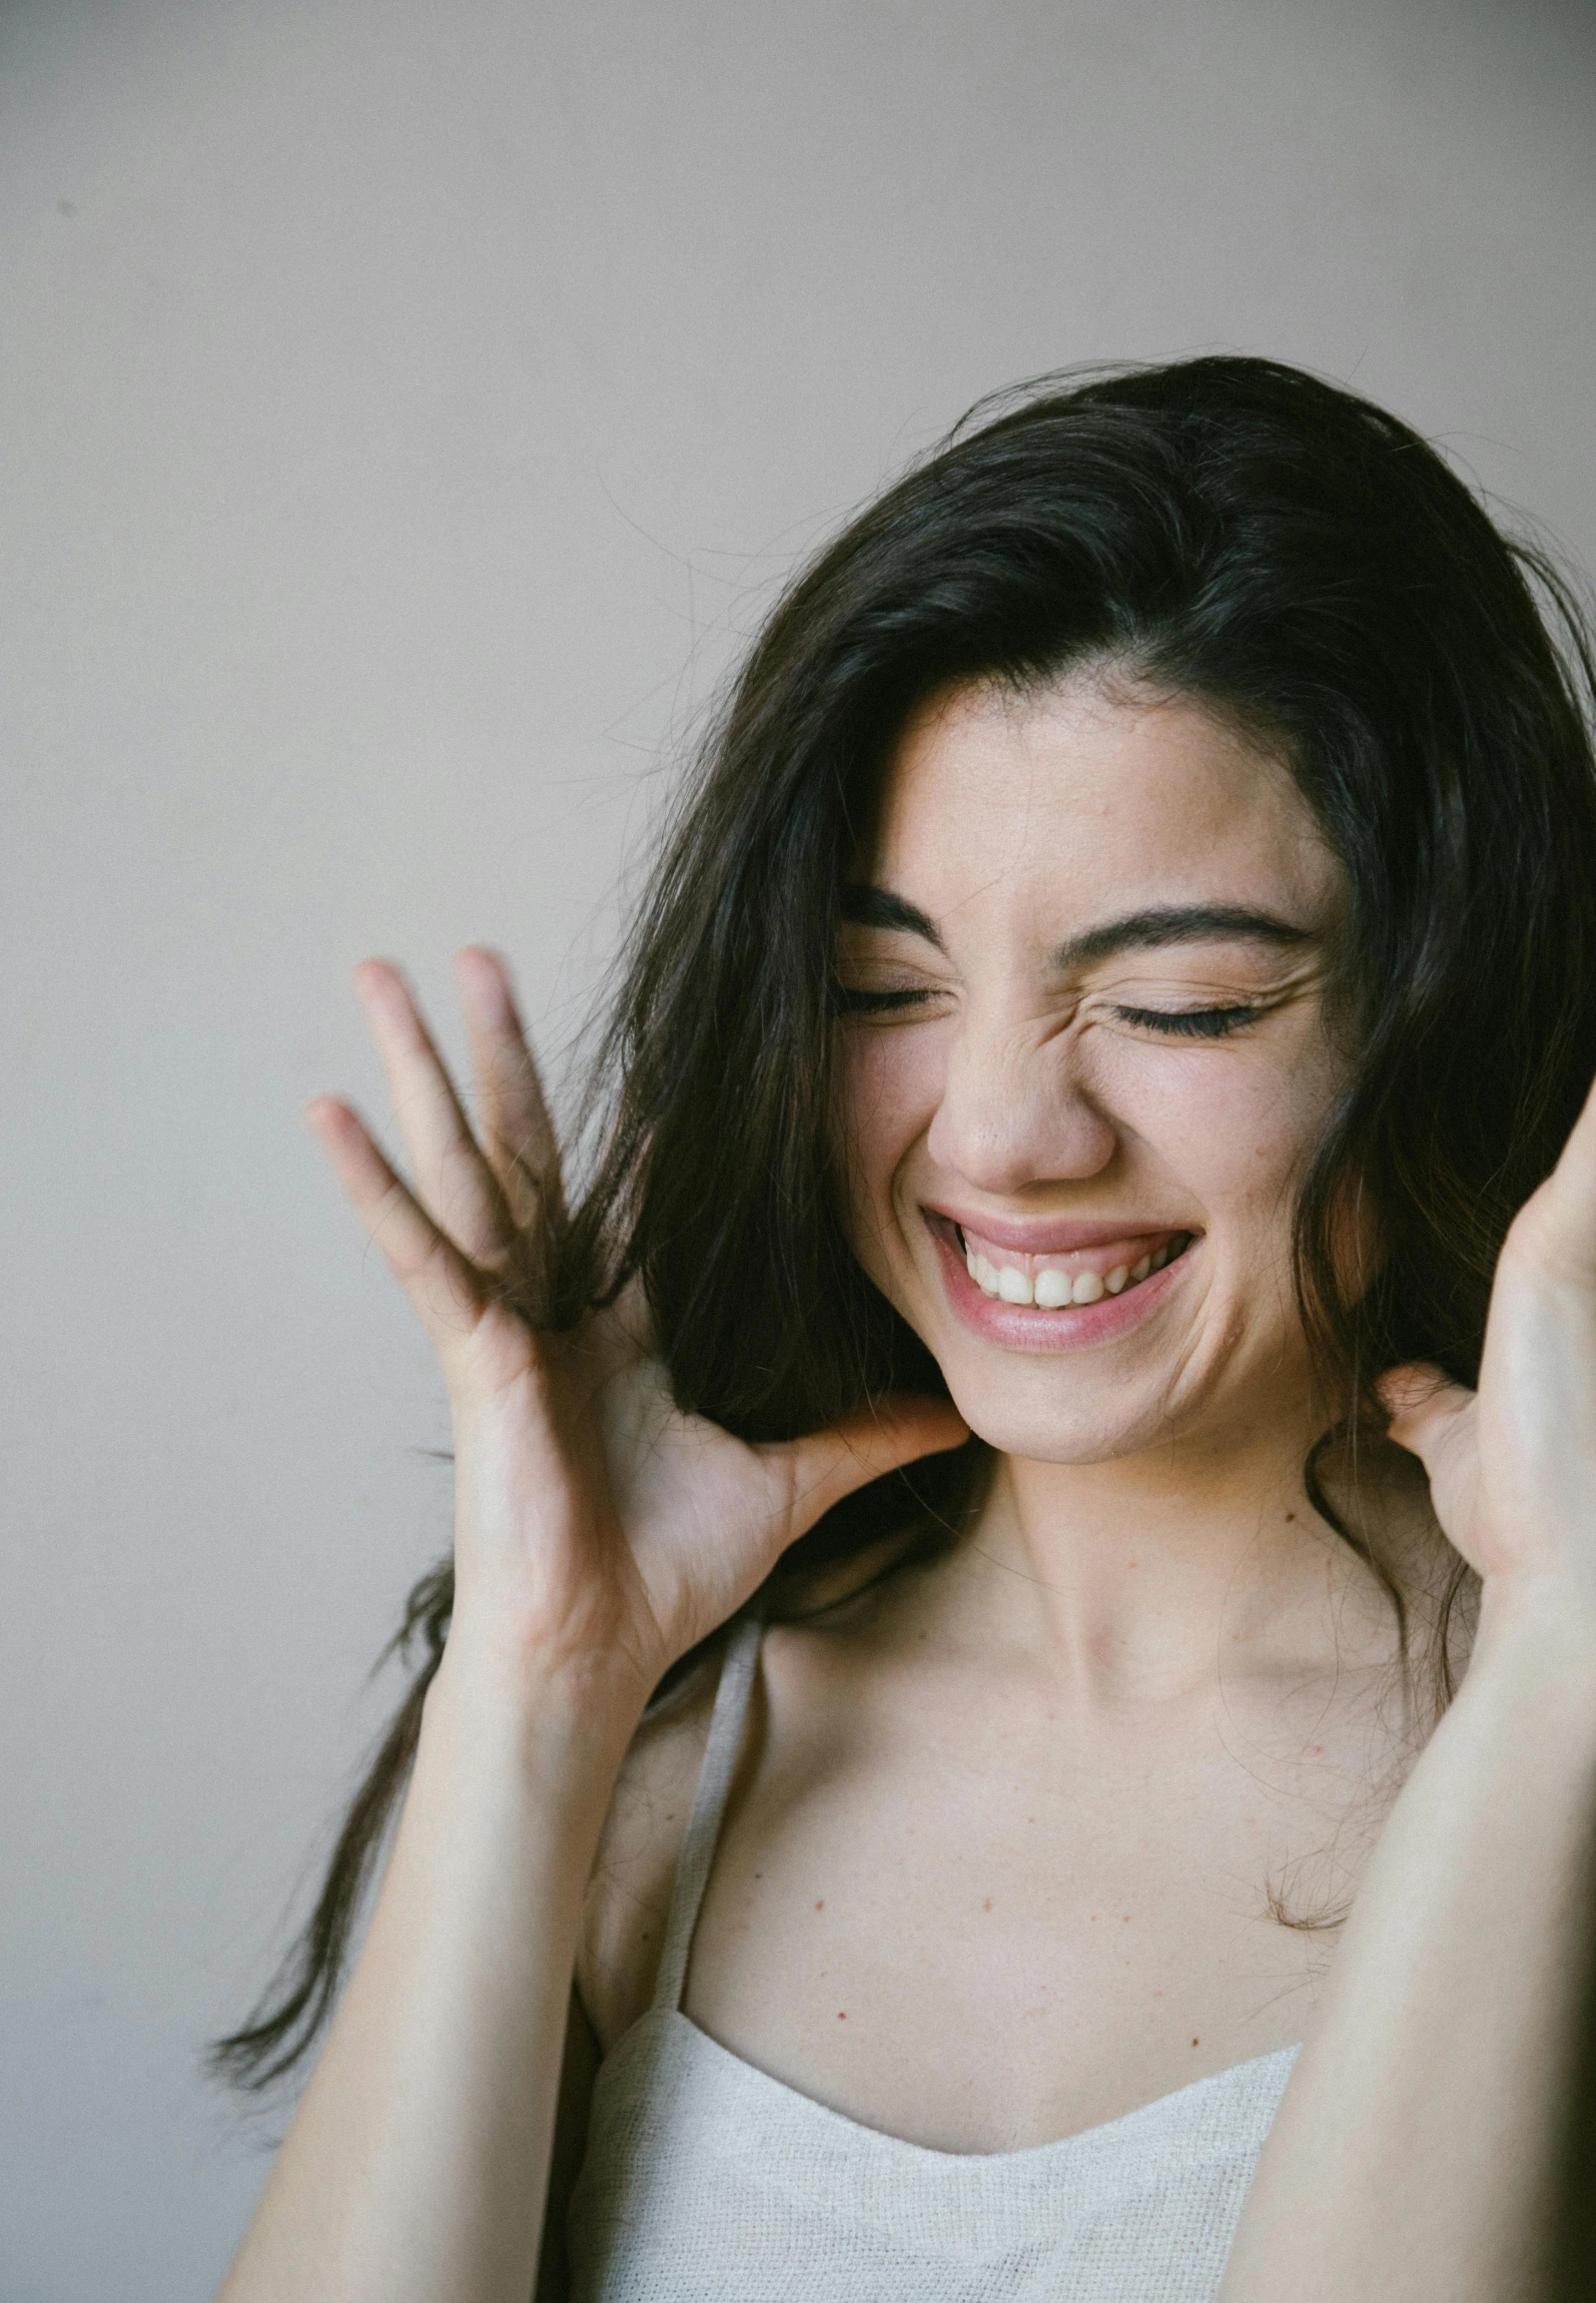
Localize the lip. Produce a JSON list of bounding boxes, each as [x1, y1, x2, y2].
[[923, 1209, 1198, 1352], [923, 1204, 1188, 1256]]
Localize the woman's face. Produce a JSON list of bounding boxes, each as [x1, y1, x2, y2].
[[834, 673, 1349, 1465]]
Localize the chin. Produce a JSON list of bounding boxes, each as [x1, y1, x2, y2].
[[942, 1374, 1182, 1468]]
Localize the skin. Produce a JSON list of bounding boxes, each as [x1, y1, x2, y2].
[[831, 676, 1397, 1678], [838, 674, 1346, 1474], [218, 673, 1596, 2303]]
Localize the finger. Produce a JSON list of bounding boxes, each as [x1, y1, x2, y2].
[[1376, 1360, 1475, 1471], [760, 1395, 971, 1546], [305, 1096, 489, 1353], [1532, 1066, 1596, 1277], [352, 959, 516, 1268], [1554, 1065, 1596, 1197], [452, 946, 566, 1228]]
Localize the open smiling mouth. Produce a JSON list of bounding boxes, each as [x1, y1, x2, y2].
[[924, 1213, 1198, 1310]]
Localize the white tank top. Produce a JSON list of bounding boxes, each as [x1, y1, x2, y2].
[[567, 1617, 1299, 2301]]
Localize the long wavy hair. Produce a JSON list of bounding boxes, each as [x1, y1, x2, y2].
[[216, 355, 1596, 2088]]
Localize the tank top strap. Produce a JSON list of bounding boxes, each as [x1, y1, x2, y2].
[[650, 1613, 764, 2014]]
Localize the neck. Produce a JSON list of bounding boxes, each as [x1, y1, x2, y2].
[[963, 1403, 1403, 1708]]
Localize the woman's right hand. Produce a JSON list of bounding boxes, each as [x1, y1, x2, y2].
[[307, 949, 967, 1725]]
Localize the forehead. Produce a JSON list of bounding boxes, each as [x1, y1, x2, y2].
[[867, 675, 1337, 929]]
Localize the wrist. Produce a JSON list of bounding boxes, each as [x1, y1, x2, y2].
[[422, 1629, 648, 1801], [1466, 1569, 1596, 1711]]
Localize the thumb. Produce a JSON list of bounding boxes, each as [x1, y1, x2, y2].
[[1376, 1360, 1477, 1477], [761, 1394, 972, 1547]]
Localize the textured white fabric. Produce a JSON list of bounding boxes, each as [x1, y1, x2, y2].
[[566, 1618, 1299, 2301]]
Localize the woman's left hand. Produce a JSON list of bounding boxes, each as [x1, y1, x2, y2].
[[1380, 1071, 1596, 1617]]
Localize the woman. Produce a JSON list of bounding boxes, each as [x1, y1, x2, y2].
[[216, 358, 1596, 2302]]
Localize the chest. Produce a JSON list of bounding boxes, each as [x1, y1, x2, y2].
[[681, 1645, 1398, 2152]]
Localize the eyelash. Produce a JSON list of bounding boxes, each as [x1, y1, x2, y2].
[[832, 988, 1260, 1038], [1111, 1003, 1259, 1039], [831, 987, 935, 1016]]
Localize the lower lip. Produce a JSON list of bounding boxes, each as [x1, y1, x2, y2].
[[926, 1216, 1196, 1352]]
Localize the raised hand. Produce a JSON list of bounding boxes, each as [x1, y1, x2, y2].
[[1380, 1070, 1596, 1623], [306, 949, 967, 1717]]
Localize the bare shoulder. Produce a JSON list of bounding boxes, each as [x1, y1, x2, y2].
[[575, 1654, 720, 2051]]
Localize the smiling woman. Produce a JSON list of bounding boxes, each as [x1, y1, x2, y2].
[[216, 361, 1596, 2303], [833, 682, 1350, 1472]]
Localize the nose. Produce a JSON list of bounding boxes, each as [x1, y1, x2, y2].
[[925, 1009, 1118, 1197]]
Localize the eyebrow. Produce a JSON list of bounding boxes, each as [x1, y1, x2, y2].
[[1055, 903, 1314, 968], [839, 884, 945, 945], [839, 886, 1314, 968]]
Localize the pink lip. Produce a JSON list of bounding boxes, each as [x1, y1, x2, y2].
[[923, 1210, 1197, 1351], [923, 1204, 1187, 1255]]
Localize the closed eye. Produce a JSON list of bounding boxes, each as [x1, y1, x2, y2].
[[1112, 1003, 1259, 1038], [832, 985, 938, 1017]]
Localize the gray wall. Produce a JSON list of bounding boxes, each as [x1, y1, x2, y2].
[[3, 1, 1594, 2295]]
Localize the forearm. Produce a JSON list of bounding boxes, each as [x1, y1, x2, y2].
[[1219, 1584, 1596, 2303], [218, 1650, 639, 2303]]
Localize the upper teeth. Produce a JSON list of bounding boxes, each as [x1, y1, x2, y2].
[[965, 1240, 1175, 1305]]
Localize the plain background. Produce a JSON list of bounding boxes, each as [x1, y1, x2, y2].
[[4, 1, 1596, 2294]]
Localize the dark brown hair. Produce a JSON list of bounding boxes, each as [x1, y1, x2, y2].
[[216, 356, 1596, 2087]]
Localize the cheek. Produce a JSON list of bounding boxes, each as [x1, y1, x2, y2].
[[833, 1030, 946, 1218], [1095, 1042, 1336, 1231]]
